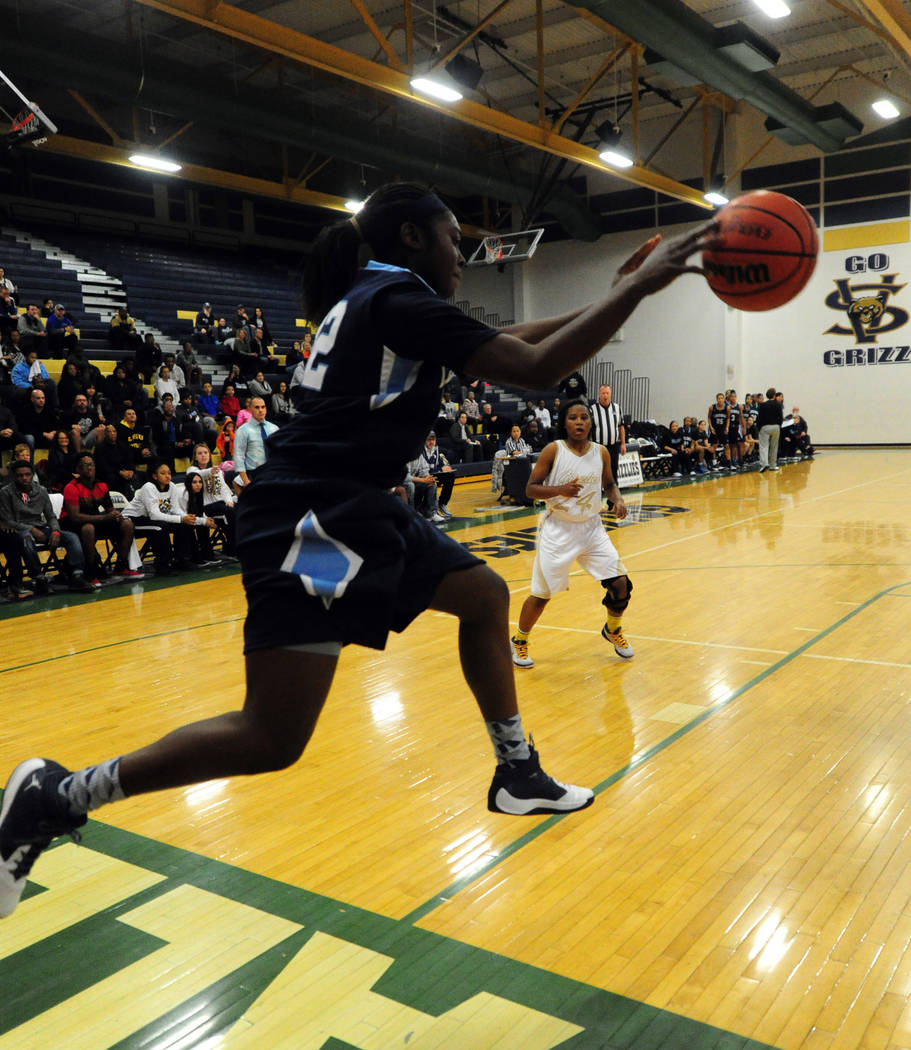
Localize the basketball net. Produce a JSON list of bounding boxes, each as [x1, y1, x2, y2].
[[483, 235, 504, 265]]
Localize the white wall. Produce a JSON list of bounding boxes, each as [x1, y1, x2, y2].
[[488, 223, 911, 445]]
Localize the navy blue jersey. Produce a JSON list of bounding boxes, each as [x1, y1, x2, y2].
[[269, 262, 497, 486]]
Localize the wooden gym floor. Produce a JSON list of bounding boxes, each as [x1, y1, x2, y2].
[[1, 448, 910, 1049]]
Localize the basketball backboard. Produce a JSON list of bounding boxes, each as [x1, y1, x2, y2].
[[0, 66, 57, 150], [465, 227, 544, 268]]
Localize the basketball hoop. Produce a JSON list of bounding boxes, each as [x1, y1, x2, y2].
[[483, 235, 504, 265], [466, 227, 544, 268], [4, 107, 47, 148]]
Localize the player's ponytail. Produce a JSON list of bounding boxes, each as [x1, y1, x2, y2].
[[302, 182, 450, 323]]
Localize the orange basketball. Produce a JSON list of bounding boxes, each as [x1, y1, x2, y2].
[[702, 190, 818, 311]]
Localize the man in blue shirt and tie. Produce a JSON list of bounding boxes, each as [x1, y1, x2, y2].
[[233, 397, 278, 494]]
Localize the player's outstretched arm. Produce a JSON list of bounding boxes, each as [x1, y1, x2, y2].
[[466, 220, 717, 388]]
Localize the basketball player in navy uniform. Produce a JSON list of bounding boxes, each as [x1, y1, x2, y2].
[[709, 393, 730, 470], [510, 399, 634, 669], [0, 183, 716, 914]]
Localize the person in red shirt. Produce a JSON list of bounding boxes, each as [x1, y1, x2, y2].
[[62, 453, 140, 585], [219, 383, 240, 422]]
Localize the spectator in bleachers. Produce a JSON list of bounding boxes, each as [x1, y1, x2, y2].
[[116, 406, 153, 468], [519, 399, 537, 428], [270, 379, 294, 425], [557, 370, 587, 400], [154, 365, 180, 405], [63, 452, 139, 583], [149, 393, 195, 470], [57, 361, 84, 411], [177, 341, 202, 387], [221, 364, 245, 396], [248, 370, 272, 400], [0, 442, 32, 483], [122, 460, 195, 575], [11, 349, 56, 406], [177, 389, 213, 446], [94, 424, 136, 498], [136, 333, 163, 384], [179, 468, 218, 564], [44, 429, 79, 492], [284, 338, 306, 370], [45, 303, 78, 359], [461, 390, 481, 420], [213, 317, 231, 344], [161, 353, 185, 390], [0, 267, 16, 299], [449, 411, 482, 463], [0, 287, 17, 343], [0, 458, 93, 597], [220, 383, 240, 422], [0, 399, 25, 458], [198, 379, 219, 420], [440, 392, 459, 421], [16, 388, 58, 451], [233, 304, 251, 335], [225, 327, 260, 377], [250, 327, 279, 368], [1, 331, 23, 383], [190, 443, 235, 553], [215, 418, 236, 474], [40, 298, 54, 318], [522, 418, 548, 453], [534, 398, 552, 434], [61, 392, 104, 452], [193, 303, 215, 344], [252, 306, 273, 346], [17, 304, 47, 357], [104, 364, 140, 417], [108, 307, 142, 355], [478, 401, 510, 449]]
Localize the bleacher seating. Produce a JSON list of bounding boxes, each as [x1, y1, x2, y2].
[[30, 229, 305, 353]]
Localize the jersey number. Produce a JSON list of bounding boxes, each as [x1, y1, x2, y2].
[[301, 301, 348, 392]]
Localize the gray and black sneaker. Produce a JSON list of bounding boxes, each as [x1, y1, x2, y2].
[[488, 744, 594, 815], [0, 758, 86, 918]]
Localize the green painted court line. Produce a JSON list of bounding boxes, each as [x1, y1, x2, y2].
[[0, 615, 245, 678], [401, 579, 911, 926]]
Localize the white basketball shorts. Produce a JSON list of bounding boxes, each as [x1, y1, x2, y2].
[[530, 512, 626, 599]]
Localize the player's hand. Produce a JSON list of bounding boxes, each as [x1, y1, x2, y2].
[[621, 219, 720, 296], [612, 234, 662, 286], [560, 477, 583, 498], [612, 498, 628, 520]]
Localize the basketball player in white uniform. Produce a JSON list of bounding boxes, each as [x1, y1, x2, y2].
[[510, 399, 634, 668]]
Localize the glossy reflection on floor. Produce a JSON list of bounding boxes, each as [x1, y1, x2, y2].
[[2, 449, 910, 1050]]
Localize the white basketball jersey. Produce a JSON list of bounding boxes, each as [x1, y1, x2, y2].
[[544, 440, 604, 522]]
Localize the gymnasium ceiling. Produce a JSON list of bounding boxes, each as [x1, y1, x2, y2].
[[1, 0, 911, 240]]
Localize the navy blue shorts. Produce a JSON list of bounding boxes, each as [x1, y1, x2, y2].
[[236, 474, 483, 652]]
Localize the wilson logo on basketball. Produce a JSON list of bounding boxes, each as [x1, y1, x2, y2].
[[824, 274, 909, 343], [703, 259, 771, 286]]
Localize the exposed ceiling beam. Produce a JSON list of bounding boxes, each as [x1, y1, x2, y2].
[[131, 0, 710, 209], [29, 131, 493, 238], [348, 0, 403, 71], [67, 90, 123, 146], [855, 0, 911, 55]]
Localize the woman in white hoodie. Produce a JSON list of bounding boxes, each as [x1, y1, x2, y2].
[[122, 460, 196, 574]]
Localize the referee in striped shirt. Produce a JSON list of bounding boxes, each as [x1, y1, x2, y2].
[[589, 384, 626, 481]]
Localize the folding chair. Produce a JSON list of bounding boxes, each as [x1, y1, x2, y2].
[[107, 490, 155, 570]]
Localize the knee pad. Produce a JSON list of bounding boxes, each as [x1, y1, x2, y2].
[[601, 575, 632, 613]]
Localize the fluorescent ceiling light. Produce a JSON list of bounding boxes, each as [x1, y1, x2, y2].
[[599, 149, 634, 169], [410, 76, 462, 103], [128, 153, 181, 173], [344, 199, 365, 213], [872, 98, 900, 119], [750, 0, 790, 17], [704, 191, 730, 206]]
